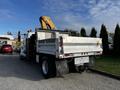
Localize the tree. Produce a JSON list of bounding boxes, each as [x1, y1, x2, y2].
[[113, 24, 120, 56], [18, 31, 21, 42], [80, 27, 87, 37], [100, 24, 109, 55], [90, 27, 97, 37], [7, 32, 12, 35]]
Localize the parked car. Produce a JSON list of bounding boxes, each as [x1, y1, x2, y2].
[[0, 44, 13, 54]]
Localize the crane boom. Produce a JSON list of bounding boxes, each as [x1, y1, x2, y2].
[[39, 16, 56, 30]]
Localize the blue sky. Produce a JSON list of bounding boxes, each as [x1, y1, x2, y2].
[[0, 0, 120, 35]]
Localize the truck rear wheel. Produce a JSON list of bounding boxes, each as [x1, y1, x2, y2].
[[76, 65, 85, 73], [67, 58, 76, 73], [40, 56, 56, 79]]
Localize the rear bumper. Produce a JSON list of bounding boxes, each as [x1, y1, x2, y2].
[[58, 51, 102, 59]]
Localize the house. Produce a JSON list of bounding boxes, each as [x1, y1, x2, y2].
[[0, 35, 15, 48]]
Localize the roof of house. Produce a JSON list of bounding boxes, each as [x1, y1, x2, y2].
[[0, 35, 14, 40]]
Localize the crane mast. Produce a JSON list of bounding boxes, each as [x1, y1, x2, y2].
[[39, 16, 56, 30]]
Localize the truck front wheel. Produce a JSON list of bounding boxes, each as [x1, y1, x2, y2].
[[40, 56, 56, 79]]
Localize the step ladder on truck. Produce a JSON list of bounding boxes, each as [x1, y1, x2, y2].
[[20, 16, 103, 78]]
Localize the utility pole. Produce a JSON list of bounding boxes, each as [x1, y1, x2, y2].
[[18, 31, 21, 42]]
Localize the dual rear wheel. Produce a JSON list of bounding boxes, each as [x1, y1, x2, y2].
[[40, 56, 95, 78]]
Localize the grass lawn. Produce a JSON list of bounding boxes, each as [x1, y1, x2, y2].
[[93, 56, 120, 76]]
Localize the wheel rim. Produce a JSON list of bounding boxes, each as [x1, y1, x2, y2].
[[42, 60, 48, 75]]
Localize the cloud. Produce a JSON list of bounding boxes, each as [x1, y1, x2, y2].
[[0, 0, 119, 34], [42, 0, 91, 30], [41, 0, 120, 33], [0, 9, 14, 19], [0, 0, 13, 8], [0, 0, 15, 20], [54, 13, 92, 32], [89, 0, 120, 32]]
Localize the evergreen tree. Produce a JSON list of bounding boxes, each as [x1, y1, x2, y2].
[[100, 24, 109, 55], [7, 32, 12, 35], [113, 24, 120, 56], [90, 27, 97, 37], [80, 27, 87, 37]]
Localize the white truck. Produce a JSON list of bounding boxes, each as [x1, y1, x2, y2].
[[20, 28, 102, 78]]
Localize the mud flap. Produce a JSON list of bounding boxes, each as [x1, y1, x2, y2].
[[55, 60, 69, 76]]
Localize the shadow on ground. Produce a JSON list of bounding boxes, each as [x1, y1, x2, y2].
[[0, 54, 44, 81]]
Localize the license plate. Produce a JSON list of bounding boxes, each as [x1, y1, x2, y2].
[[75, 57, 89, 66]]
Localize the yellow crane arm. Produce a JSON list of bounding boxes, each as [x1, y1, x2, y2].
[[39, 16, 56, 30]]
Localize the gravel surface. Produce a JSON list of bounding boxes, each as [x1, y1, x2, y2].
[[0, 54, 119, 90]]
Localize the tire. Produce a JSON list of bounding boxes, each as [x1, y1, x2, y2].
[[76, 65, 85, 73], [56, 60, 69, 76], [67, 58, 76, 73], [40, 56, 56, 79], [10, 52, 13, 55]]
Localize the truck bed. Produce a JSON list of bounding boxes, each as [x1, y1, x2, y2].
[[63, 36, 102, 53], [37, 33, 102, 59]]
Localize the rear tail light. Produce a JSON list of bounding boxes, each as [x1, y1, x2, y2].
[[64, 53, 73, 57], [64, 54, 70, 56]]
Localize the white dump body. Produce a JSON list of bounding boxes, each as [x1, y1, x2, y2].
[[36, 30, 102, 59], [62, 36, 102, 57]]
